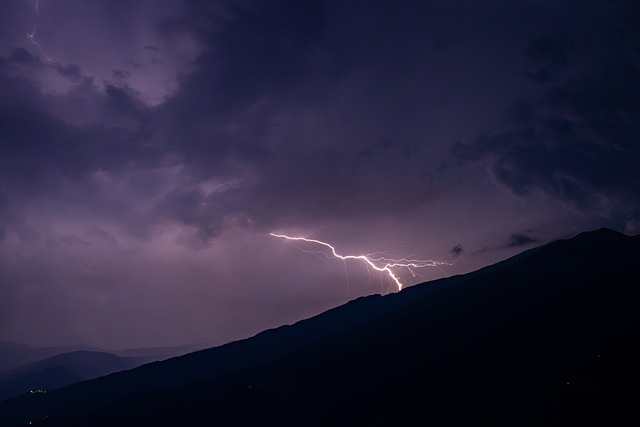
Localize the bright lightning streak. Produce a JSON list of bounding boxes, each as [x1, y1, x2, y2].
[[270, 233, 451, 292], [26, 0, 52, 62]]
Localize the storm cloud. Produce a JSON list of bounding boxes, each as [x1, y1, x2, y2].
[[0, 0, 638, 349]]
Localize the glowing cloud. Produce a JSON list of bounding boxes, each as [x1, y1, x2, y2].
[[270, 233, 452, 292]]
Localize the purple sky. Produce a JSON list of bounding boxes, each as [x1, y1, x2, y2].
[[1, 0, 638, 349]]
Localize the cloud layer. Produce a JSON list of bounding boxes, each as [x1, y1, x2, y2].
[[0, 0, 638, 348]]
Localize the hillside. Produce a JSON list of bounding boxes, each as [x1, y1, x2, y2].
[[0, 228, 638, 426]]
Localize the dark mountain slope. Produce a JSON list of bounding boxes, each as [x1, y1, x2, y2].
[[0, 228, 638, 426]]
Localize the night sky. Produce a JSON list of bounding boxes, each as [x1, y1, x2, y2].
[[1, 0, 639, 349]]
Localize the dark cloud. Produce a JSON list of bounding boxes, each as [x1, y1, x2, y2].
[[0, 194, 9, 241], [449, 8, 640, 221], [161, 1, 327, 119], [155, 187, 230, 242], [104, 83, 147, 117], [56, 64, 83, 81], [523, 36, 569, 66], [433, 38, 450, 53], [451, 244, 464, 256], [141, 7, 408, 237], [8, 47, 40, 65], [0, 103, 155, 189], [507, 234, 537, 248], [524, 68, 554, 84], [112, 69, 130, 80]]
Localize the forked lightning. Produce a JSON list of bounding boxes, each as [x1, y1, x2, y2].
[[27, 0, 52, 62], [270, 233, 451, 291]]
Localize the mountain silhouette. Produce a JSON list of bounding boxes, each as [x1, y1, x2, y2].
[[0, 351, 138, 402], [0, 228, 637, 426], [0, 344, 104, 374], [0, 344, 207, 403], [0, 343, 204, 375]]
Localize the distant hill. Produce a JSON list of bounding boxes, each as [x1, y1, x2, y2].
[[0, 351, 138, 402], [0, 344, 103, 374], [0, 228, 638, 426], [0, 343, 206, 375], [0, 344, 206, 403]]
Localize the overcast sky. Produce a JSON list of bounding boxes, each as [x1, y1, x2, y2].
[[0, 0, 638, 349]]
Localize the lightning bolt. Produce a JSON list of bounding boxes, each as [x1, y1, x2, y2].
[[26, 0, 52, 62], [270, 233, 451, 292]]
